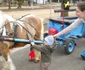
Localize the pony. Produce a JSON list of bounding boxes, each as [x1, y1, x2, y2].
[[0, 11, 44, 70]]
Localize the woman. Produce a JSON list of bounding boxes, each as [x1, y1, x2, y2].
[[54, 1, 85, 38]]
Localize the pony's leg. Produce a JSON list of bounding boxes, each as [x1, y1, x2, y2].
[[0, 56, 9, 70], [0, 54, 16, 70], [28, 33, 35, 61], [0, 43, 16, 70], [34, 49, 41, 63], [7, 54, 16, 70], [34, 20, 44, 63]]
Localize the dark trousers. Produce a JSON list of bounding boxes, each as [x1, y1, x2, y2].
[[28, 1, 31, 6], [40, 62, 51, 70]]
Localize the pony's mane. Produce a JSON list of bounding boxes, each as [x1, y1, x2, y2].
[[4, 14, 15, 22], [19, 14, 35, 20]]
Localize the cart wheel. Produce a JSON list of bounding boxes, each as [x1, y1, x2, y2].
[[81, 55, 85, 60], [64, 39, 75, 54]]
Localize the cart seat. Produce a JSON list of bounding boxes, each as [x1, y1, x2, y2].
[[49, 17, 77, 25]]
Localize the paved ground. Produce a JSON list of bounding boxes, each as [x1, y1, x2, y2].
[[0, 39, 85, 70], [13, 39, 85, 70]]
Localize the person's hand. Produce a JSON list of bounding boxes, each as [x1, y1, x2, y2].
[[30, 42, 35, 46], [53, 34, 58, 39]]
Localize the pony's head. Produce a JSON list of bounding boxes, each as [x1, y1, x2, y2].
[[3, 20, 14, 37], [0, 11, 15, 36], [0, 11, 7, 29]]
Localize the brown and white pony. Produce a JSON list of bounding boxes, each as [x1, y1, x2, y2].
[[0, 11, 44, 70]]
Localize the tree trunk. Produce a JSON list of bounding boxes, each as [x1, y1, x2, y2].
[[30, 0, 34, 9], [8, 0, 11, 9], [17, 0, 24, 9]]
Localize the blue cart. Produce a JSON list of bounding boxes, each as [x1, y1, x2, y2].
[[45, 16, 85, 54]]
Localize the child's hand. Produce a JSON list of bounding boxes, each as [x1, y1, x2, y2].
[[30, 42, 35, 46]]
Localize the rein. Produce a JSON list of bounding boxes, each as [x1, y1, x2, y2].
[[16, 21, 41, 40], [17, 14, 43, 36], [17, 19, 39, 34]]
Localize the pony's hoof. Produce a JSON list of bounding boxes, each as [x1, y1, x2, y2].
[[28, 58, 34, 61], [34, 60, 40, 63]]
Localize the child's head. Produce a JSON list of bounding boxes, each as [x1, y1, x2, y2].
[[44, 35, 54, 46]]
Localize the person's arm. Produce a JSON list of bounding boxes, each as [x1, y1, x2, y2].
[[30, 42, 47, 52], [53, 18, 83, 38], [32, 45, 45, 52]]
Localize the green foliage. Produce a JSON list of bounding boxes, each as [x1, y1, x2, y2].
[[14, 0, 27, 1]]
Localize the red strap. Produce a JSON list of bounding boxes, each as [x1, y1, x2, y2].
[[62, 8, 64, 29], [28, 50, 35, 59]]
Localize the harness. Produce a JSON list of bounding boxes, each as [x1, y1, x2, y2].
[[16, 20, 41, 40], [0, 15, 43, 48], [1, 19, 41, 40]]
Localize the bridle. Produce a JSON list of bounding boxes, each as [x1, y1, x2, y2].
[[1, 21, 15, 37], [16, 19, 42, 40]]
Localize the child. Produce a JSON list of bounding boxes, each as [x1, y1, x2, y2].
[[30, 35, 57, 70]]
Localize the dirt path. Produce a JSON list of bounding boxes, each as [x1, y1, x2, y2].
[[3, 9, 76, 31], [3, 9, 75, 19]]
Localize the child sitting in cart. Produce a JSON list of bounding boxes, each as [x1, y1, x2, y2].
[[30, 35, 57, 70]]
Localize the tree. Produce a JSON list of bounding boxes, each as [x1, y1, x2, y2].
[[17, 0, 24, 8], [30, 0, 33, 7], [7, 0, 11, 9]]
